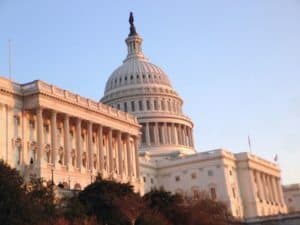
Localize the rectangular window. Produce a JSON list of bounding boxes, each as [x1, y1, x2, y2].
[[124, 102, 128, 112], [191, 173, 197, 179], [208, 170, 213, 176], [131, 101, 135, 112], [210, 187, 217, 200], [154, 100, 158, 110], [146, 100, 151, 110], [138, 100, 143, 111], [175, 176, 180, 182]]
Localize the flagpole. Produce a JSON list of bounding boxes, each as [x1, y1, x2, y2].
[[248, 135, 252, 153]]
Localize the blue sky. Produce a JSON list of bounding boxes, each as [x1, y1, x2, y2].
[[0, 1, 299, 184]]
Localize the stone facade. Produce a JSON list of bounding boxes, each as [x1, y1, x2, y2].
[[283, 184, 300, 212], [101, 14, 288, 219], [0, 77, 141, 191], [0, 13, 290, 220]]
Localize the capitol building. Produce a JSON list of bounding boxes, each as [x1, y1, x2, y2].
[[0, 13, 288, 219]]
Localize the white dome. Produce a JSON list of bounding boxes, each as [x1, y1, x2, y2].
[[101, 14, 196, 157], [104, 58, 172, 94]]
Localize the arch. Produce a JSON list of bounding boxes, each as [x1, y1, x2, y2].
[[74, 183, 81, 190]]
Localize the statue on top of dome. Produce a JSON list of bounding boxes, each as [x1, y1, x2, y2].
[[129, 12, 137, 36]]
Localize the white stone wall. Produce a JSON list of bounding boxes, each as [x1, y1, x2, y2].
[[283, 184, 300, 212], [0, 77, 141, 192]]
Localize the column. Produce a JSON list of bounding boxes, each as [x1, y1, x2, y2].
[[267, 175, 275, 203], [36, 108, 43, 166], [98, 125, 104, 172], [87, 122, 93, 171], [262, 174, 271, 202], [76, 118, 82, 169], [134, 136, 140, 178], [50, 111, 57, 165], [108, 128, 113, 173], [163, 122, 167, 144], [126, 134, 131, 177], [145, 122, 150, 146], [171, 123, 177, 145], [271, 176, 279, 204], [256, 171, 266, 201], [63, 114, 70, 167], [276, 178, 285, 205], [154, 122, 159, 145], [117, 131, 123, 176]]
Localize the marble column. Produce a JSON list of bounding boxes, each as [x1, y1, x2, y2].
[[108, 128, 113, 174], [50, 111, 57, 165], [171, 123, 177, 145], [163, 122, 167, 144], [154, 122, 159, 145], [145, 123, 150, 146], [87, 121, 93, 171], [256, 171, 266, 200], [117, 131, 123, 176], [126, 135, 131, 177], [276, 178, 285, 205], [267, 175, 275, 203], [63, 114, 70, 167], [76, 118, 82, 169], [36, 108, 43, 166], [271, 176, 279, 203], [98, 125, 104, 172], [134, 136, 140, 178]]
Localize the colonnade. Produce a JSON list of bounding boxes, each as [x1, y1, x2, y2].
[[254, 170, 285, 205], [29, 107, 139, 179], [140, 122, 194, 148]]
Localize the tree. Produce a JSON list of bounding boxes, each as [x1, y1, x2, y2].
[[185, 198, 232, 225], [78, 176, 142, 225], [143, 188, 185, 225], [135, 210, 171, 225], [0, 160, 33, 225]]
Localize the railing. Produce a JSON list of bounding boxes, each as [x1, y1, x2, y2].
[[0, 77, 138, 124]]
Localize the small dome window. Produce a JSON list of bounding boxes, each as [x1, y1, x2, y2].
[[142, 74, 145, 79], [119, 77, 122, 83], [114, 79, 117, 83], [125, 76, 127, 81], [137, 75, 140, 79], [130, 75, 133, 80]]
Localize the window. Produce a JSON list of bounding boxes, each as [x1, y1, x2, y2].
[[229, 170, 232, 176], [232, 187, 236, 198], [154, 100, 158, 110], [191, 173, 197, 179], [131, 101, 135, 112], [151, 178, 154, 184], [210, 187, 217, 200], [161, 100, 165, 111], [175, 176, 180, 182], [117, 104, 120, 109], [143, 177, 146, 183], [146, 100, 151, 110], [208, 170, 214, 176], [124, 102, 128, 112], [138, 100, 143, 111]]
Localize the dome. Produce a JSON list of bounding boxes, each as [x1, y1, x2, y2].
[[101, 13, 196, 158], [104, 57, 172, 94]]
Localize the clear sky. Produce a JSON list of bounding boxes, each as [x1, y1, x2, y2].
[[0, 1, 299, 184]]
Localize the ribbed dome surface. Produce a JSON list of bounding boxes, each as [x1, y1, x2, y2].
[[104, 58, 172, 93]]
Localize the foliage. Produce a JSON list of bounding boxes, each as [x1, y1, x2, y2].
[[78, 176, 140, 225], [0, 161, 235, 225]]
